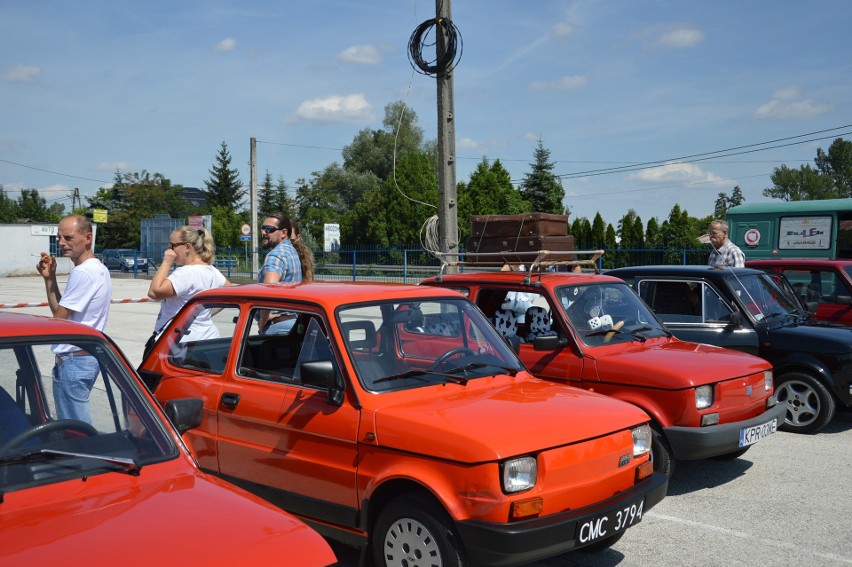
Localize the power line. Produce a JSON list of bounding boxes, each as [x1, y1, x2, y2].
[[0, 158, 112, 184]]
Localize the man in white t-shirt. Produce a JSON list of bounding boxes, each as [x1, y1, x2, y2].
[[37, 214, 112, 423]]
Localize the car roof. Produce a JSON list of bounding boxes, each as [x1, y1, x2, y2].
[[608, 265, 766, 278], [193, 281, 465, 309], [0, 312, 103, 338], [421, 270, 624, 286]]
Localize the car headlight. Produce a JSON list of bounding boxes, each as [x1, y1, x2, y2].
[[764, 370, 773, 392], [502, 456, 537, 493], [631, 424, 652, 457], [126, 259, 135, 265], [696, 385, 714, 409]]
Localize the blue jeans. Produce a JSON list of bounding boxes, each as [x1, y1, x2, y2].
[[53, 354, 99, 423]]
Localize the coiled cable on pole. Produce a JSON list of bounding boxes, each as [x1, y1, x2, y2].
[[407, 17, 463, 76]]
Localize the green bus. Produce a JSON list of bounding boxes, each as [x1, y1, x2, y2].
[[727, 198, 852, 259]]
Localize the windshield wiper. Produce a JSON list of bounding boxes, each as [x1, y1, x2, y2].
[[373, 368, 468, 385], [0, 449, 142, 476], [445, 361, 518, 376]]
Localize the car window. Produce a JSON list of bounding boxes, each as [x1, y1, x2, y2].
[[555, 282, 668, 346], [782, 268, 850, 305], [338, 298, 522, 392], [238, 307, 333, 385], [727, 273, 800, 321], [0, 338, 176, 494], [636, 280, 735, 324], [167, 303, 240, 374]]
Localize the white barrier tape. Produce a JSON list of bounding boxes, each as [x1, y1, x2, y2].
[[0, 298, 157, 309]]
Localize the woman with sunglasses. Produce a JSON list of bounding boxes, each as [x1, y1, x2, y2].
[[148, 226, 230, 340]]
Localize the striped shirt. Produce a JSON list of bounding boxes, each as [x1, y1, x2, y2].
[[708, 240, 745, 268], [259, 239, 302, 283]]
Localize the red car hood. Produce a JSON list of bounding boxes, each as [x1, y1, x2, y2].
[[371, 375, 649, 462], [0, 461, 335, 566], [590, 339, 770, 389]]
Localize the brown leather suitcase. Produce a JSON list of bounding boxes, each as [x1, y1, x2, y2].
[[470, 213, 568, 239], [464, 234, 575, 262]]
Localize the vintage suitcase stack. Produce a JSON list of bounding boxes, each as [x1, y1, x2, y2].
[[465, 213, 574, 262]]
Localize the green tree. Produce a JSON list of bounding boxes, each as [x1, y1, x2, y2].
[[0, 185, 19, 222], [713, 192, 729, 218], [209, 205, 248, 252], [730, 185, 745, 207], [258, 170, 276, 216], [88, 170, 187, 249], [520, 138, 565, 214], [204, 141, 245, 210], [659, 205, 698, 263], [814, 138, 852, 196], [16, 189, 56, 221], [458, 158, 529, 240], [763, 138, 852, 201], [343, 101, 424, 182], [590, 212, 606, 248], [645, 217, 661, 248]]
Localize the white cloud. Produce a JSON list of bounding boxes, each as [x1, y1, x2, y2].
[[631, 163, 725, 186], [655, 28, 704, 48], [755, 86, 831, 119], [290, 93, 375, 123], [552, 22, 575, 37], [529, 75, 588, 91], [215, 38, 237, 52], [3, 64, 41, 82], [336, 44, 381, 65], [96, 161, 134, 171], [458, 138, 478, 150]]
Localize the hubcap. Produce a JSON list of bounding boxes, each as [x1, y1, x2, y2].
[[382, 517, 442, 567], [776, 380, 820, 427]]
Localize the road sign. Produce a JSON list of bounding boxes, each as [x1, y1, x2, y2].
[[240, 223, 251, 236]]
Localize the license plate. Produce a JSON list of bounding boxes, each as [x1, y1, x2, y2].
[[739, 418, 777, 447], [576, 498, 644, 547]]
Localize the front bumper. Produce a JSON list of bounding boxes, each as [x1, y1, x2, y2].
[[454, 471, 668, 567], [664, 402, 786, 461]]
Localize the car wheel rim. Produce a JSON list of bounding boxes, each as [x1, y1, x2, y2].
[[776, 380, 819, 427], [382, 517, 442, 567]]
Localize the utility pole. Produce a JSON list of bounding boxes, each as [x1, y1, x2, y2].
[[250, 137, 258, 276], [436, 0, 458, 263]]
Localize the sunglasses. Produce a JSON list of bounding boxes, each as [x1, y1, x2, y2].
[[169, 242, 186, 250], [261, 225, 281, 234]]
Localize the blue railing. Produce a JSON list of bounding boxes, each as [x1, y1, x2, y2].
[[213, 246, 712, 283]]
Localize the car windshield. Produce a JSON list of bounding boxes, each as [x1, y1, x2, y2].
[[555, 282, 669, 346], [338, 298, 524, 392], [0, 337, 177, 495], [727, 273, 804, 322]]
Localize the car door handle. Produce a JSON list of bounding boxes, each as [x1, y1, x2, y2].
[[220, 392, 240, 409]]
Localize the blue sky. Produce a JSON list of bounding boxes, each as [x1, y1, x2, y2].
[[2, 0, 851, 231]]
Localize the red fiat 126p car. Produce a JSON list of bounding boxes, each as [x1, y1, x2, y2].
[[139, 282, 668, 567], [421, 255, 784, 476], [0, 312, 335, 567]]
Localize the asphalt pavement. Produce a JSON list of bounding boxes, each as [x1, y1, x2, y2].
[[2, 274, 850, 566]]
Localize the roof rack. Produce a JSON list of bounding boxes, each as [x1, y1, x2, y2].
[[432, 249, 604, 283]]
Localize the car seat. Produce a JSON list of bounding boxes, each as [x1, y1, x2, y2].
[[493, 308, 519, 339], [524, 306, 557, 342]]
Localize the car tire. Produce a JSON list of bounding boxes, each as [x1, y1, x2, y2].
[[373, 493, 468, 567], [651, 427, 675, 477], [775, 371, 836, 434], [712, 446, 751, 460]]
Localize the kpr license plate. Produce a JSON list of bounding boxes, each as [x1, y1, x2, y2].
[[576, 498, 644, 547], [739, 418, 777, 447]]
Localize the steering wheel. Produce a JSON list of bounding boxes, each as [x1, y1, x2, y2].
[[0, 419, 98, 455], [431, 347, 475, 371]]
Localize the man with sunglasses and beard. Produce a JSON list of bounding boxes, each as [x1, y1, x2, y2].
[[258, 213, 302, 333]]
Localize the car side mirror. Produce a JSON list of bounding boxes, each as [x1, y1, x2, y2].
[[164, 398, 203, 435], [835, 295, 852, 306], [726, 311, 742, 327], [300, 360, 344, 405], [533, 335, 568, 351]]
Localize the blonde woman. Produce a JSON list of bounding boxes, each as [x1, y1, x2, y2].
[[148, 226, 229, 340]]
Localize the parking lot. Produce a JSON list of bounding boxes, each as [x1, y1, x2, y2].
[[2, 275, 850, 566]]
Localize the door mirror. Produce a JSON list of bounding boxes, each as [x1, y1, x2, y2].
[[300, 360, 344, 405], [164, 398, 204, 435], [533, 335, 568, 351]]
